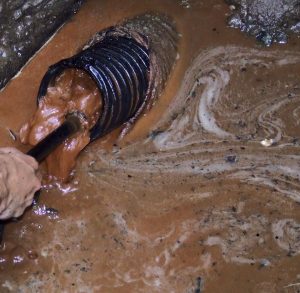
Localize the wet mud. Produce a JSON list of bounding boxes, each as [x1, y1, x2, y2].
[[226, 0, 300, 46], [20, 69, 102, 181], [0, 0, 300, 292]]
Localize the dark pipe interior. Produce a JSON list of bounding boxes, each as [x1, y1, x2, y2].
[[36, 36, 150, 141]]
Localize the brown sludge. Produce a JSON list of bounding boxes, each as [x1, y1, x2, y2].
[[20, 69, 102, 181], [1, 0, 300, 292]]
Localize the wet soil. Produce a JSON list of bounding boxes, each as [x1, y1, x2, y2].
[[0, 0, 300, 292]]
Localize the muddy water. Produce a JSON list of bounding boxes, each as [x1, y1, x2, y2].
[[1, 0, 300, 292]]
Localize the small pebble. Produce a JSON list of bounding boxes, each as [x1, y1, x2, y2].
[[225, 154, 238, 163], [259, 259, 271, 267], [260, 138, 275, 147]]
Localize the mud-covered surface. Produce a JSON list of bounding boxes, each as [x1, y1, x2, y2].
[[226, 0, 300, 46], [0, 0, 84, 90], [20, 69, 102, 181], [0, 0, 300, 292]]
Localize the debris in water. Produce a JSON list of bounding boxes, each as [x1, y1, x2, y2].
[[7, 128, 17, 141], [225, 154, 238, 163], [259, 258, 271, 268], [260, 138, 275, 147], [194, 276, 203, 293], [180, 0, 191, 9]]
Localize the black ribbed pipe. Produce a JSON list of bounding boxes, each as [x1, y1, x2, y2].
[[37, 36, 150, 141]]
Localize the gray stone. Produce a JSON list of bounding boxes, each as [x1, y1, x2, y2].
[[226, 0, 300, 46], [0, 0, 84, 90]]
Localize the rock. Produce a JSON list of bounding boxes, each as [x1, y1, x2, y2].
[[225, 0, 300, 46], [0, 0, 84, 90]]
